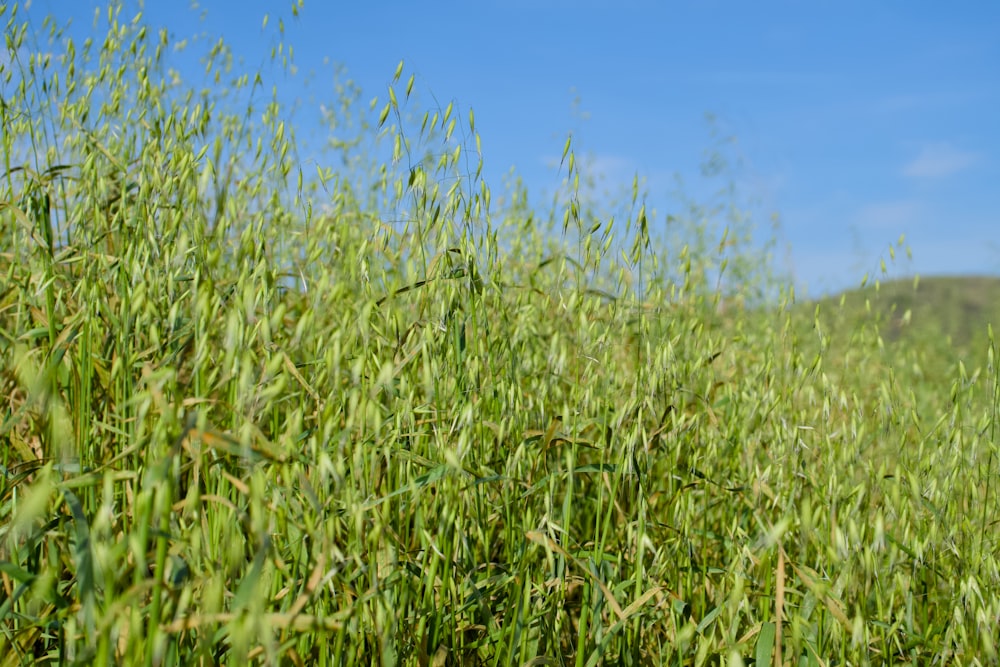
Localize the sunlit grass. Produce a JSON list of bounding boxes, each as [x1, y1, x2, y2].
[[1, 3, 998, 665]]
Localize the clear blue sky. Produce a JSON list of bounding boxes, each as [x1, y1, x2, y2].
[[30, 1, 1000, 295]]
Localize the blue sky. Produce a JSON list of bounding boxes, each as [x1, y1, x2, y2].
[[29, 1, 1000, 295]]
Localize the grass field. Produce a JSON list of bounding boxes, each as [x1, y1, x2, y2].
[[1, 4, 999, 665]]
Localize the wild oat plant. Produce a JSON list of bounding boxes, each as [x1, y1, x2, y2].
[[1, 3, 998, 666]]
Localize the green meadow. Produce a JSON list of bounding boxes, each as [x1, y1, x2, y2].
[[1, 4, 998, 665]]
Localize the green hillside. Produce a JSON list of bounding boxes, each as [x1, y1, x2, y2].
[[821, 275, 1000, 352], [788, 275, 1000, 390]]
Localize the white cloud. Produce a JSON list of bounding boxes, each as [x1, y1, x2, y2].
[[854, 200, 921, 231], [584, 154, 634, 183], [903, 142, 979, 179], [539, 152, 642, 204]]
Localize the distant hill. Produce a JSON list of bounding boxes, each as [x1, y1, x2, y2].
[[797, 275, 1000, 369]]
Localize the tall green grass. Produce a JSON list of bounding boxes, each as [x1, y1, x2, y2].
[[1, 3, 998, 665]]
